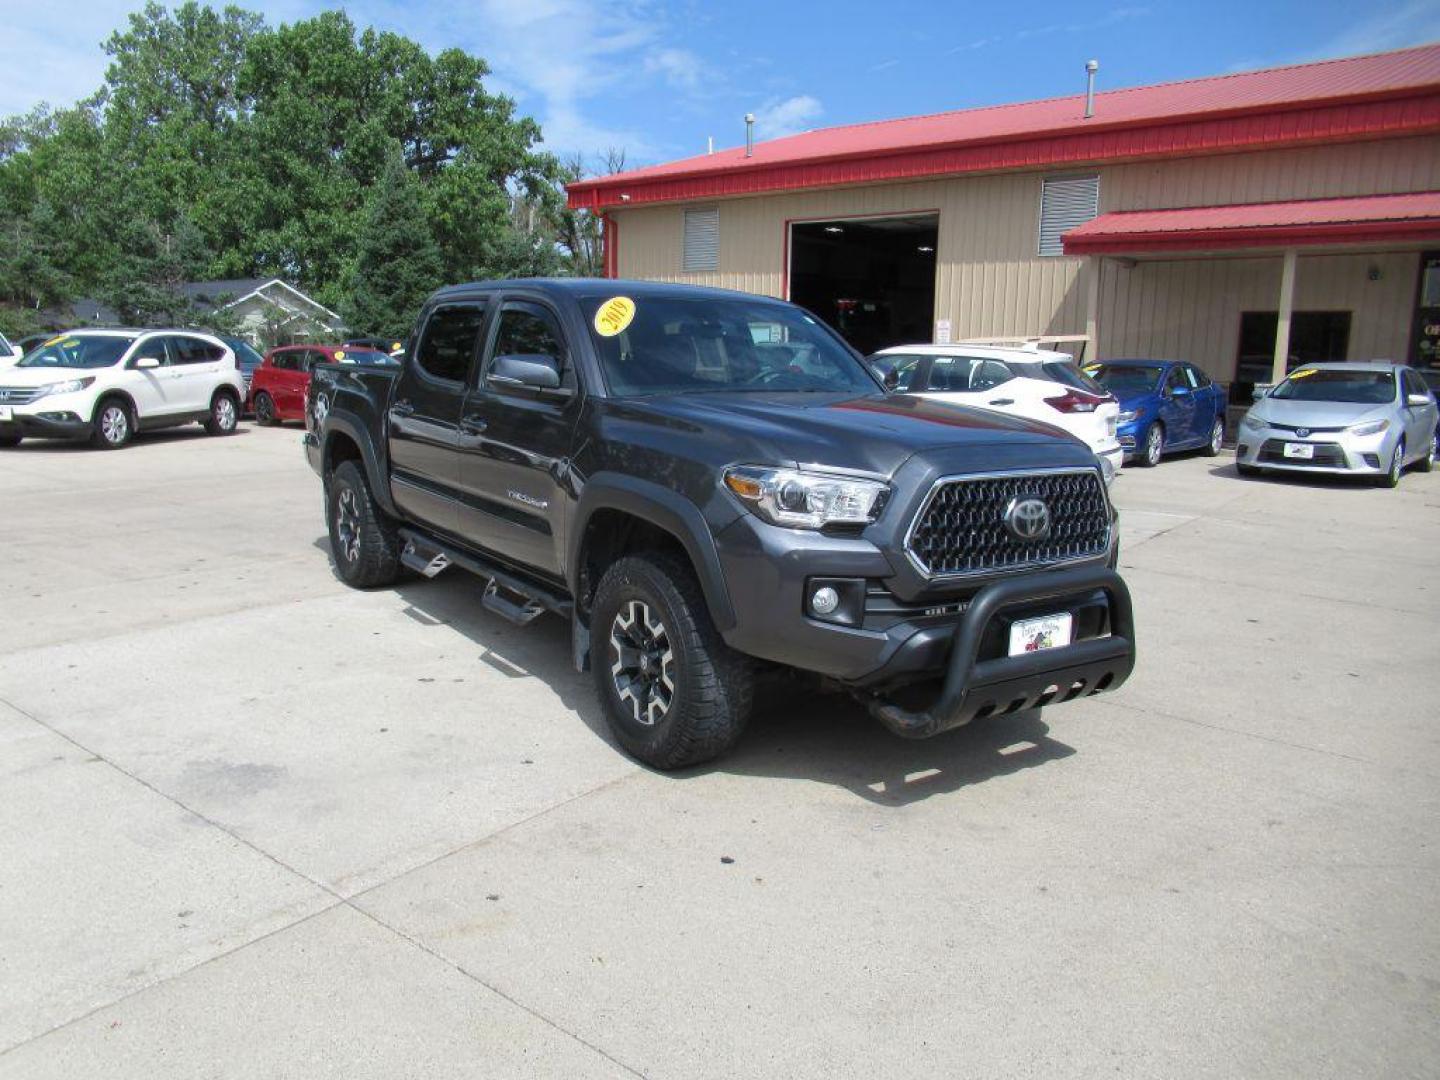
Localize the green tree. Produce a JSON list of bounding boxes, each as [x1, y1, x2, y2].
[[343, 147, 443, 340]]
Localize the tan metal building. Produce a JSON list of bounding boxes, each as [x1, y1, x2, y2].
[[567, 45, 1440, 397]]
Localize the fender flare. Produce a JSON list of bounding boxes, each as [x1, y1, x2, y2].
[[321, 411, 399, 518], [570, 472, 736, 632]]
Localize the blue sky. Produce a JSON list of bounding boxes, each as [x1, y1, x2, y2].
[[1, 0, 1438, 170]]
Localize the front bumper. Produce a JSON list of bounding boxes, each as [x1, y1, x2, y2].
[[0, 409, 91, 441], [713, 508, 1132, 735], [1234, 424, 1391, 475], [867, 566, 1135, 738]]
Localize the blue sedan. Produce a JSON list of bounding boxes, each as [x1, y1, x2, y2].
[[1085, 359, 1227, 467]]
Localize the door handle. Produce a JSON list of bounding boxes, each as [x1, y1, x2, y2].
[[390, 402, 415, 419], [461, 415, 487, 435], [988, 398, 1014, 406]]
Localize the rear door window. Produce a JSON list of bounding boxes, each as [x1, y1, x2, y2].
[[415, 304, 487, 384], [172, 336, 222, 364], [1041, 360, 1105, 393]]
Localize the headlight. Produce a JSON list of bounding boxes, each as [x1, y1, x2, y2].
[[1117, 409, 1138, 424], [723, 466, 888, 529], [1241, 413, 1267, 432], [1348, 419, 1389, 437], [35, 377, 95, 399]]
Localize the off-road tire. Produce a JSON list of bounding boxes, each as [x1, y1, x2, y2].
[[90, 397, 134, 450], [591, 552, 754, 770], [1202, 417, 1224, 457], [204, 390, 239, 435], [1377, 440, 1405, 489], [326, 460, 400, 588], [1138, 422, 1163, 467], [253, 391, 277, 426]]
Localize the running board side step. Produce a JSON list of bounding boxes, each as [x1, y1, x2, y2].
[[398, 528, 573, 627]]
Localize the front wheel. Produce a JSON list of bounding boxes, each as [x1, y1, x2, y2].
[[1137, 422, 1164, 467], [253, 391, 277, 426], [90, 398, 134, 450], [205, 391, 239, 435], [326, 460, 400, 587], [1416, 430, 1436, 474], [1377, 440, 1405, 488], [591, 553, 754, 770], [1202, 417, 1225, 457], [0, 434, 20, 448]]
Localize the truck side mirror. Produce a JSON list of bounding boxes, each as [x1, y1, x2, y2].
[[490, 353, 562, 391], [133, 356, 162, 370], [1407, 392, 1432, 407]]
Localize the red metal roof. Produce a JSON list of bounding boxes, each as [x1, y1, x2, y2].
[[567, 45, 1440, 210], [1062, 191, 1440, 254]]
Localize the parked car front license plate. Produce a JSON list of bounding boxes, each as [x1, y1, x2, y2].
[[0, 406, 12, 422], [1009, 613, 1074, 656], [1283, 442, 1314, 459]]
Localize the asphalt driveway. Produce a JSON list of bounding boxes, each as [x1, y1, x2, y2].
[[1, 426, 1437, 1078]]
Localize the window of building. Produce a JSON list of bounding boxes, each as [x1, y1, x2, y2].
[[1038, 176, 1099, 257], [415, 304, 487, 383], [682, 206, 720, 272]]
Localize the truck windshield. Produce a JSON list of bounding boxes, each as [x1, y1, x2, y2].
[[583, 295, 876, 396], [18, 334, 136, 369]]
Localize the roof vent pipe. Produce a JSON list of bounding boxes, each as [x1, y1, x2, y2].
[[1084, 59, 1099, 119], [744, 113, 755, 157]]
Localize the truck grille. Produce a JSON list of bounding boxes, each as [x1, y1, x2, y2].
[[0, 386, 45, 406], [906, 470, 1111, 577]]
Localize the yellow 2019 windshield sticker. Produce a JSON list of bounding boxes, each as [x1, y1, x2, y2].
[[333, 350, 346, 361], [1289, 368, 1316, 379], [593, 296, 636, 337]]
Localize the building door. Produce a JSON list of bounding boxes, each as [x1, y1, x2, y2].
[[1231, 310, 1351, 403], [788, 214, 938, 355], [1410, 251, 1440, 386]]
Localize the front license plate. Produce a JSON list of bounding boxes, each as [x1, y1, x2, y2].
[[0, 406, 12, 422], [1009, 613, 1074, 656], [1283, 442, 1314, 459]]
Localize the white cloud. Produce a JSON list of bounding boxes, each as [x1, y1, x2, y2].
[[751, 95, 822, 141], [1305, 0, 1440, 58], [644, 47, 707, 92]]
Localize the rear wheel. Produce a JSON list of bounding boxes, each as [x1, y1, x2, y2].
[[1138, 422, 1164, 467], [90, 398, 134, 450], [1377, 440, 1405, 488], [204, 390, 238, 435], [253, 391, 277, 426], [591, 553, 754, 770], [1202, 417, 1224, 457], [326, 460, 400, 587]]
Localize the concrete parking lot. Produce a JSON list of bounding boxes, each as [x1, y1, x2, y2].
[[1, 425, 1437, 1078]]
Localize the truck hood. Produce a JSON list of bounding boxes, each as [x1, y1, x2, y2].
[[624, 391, 1087, 475]]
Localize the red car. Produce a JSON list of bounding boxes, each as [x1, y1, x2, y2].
[[249, 344, 397, 424]]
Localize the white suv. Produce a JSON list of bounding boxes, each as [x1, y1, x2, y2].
[[868, 343, 1124, 481], [0, 329, 246, 449]]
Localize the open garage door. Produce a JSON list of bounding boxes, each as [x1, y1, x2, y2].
[[789, 214, 938, 355]]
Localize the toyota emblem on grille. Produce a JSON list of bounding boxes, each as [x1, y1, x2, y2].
[[1296, 428, 1310, 438], [1003, 496, 1051, 542]]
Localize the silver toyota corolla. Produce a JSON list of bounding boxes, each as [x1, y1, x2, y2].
[[1236, 363, 1438, 487]]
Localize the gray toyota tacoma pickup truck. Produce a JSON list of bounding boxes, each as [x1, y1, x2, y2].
[[303, 279, 1135, 769]]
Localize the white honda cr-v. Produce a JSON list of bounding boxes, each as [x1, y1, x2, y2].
[[0, 329, 246, 449]]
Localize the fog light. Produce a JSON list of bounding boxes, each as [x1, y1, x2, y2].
[[811, 586, 840, 615]]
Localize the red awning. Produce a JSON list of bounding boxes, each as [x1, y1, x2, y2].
[[1063, 191, 1440, 255]]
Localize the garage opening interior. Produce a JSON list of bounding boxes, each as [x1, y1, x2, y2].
[[789, 215, 939, 355]]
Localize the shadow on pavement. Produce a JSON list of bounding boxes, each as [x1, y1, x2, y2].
[[3, 426, 252, 453], [317, 538, 1078, 806]]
